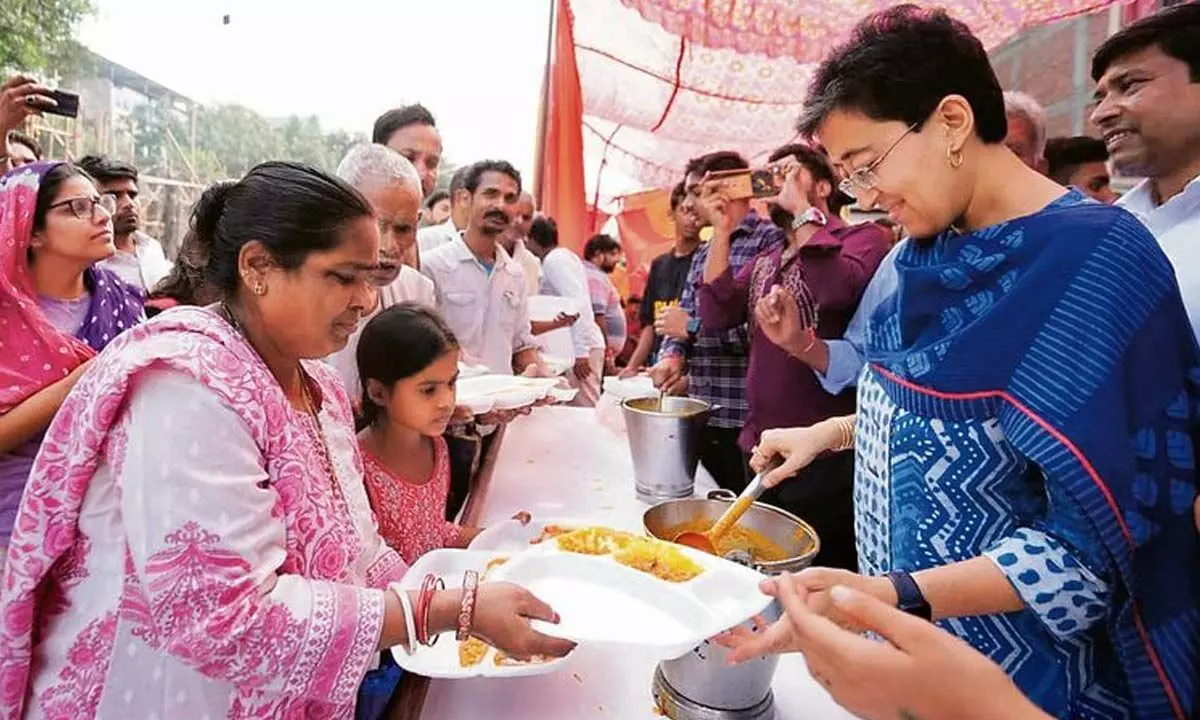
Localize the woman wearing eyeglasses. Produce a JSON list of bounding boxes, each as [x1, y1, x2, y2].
[[731, 6, 1200, 720], [0, 162, 143, 565]]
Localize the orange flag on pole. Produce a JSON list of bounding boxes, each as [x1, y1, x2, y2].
[[535, 0, 589, 254]]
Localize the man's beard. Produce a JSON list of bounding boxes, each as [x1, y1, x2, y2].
[[767, 202, 794, 230], [114, 216, 139, 236]]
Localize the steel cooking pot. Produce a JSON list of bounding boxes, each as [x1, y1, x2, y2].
[[643, 490, 820, 574], [643, 493, 820, 714]]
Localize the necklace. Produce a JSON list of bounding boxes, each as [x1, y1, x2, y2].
[[220, 302, 344, 502], [300, 372, 345, 502]]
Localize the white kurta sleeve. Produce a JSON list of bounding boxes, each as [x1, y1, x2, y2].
[[119, 368, 385, 707]]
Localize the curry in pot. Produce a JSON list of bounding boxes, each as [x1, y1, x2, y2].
[[663, 519, 788, 563]]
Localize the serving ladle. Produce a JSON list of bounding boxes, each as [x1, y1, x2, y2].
[[673, 460, 777, 555]]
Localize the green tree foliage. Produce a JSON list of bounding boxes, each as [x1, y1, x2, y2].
[[0, 0, 95, 74], [129, 98, 365, 182]]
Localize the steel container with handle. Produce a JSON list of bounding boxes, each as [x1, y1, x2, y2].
[[622, 396, 711, 502]]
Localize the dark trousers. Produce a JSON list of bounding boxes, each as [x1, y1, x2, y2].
[[700, 425, 752, 494], [757, 451, 858, 572], [444, 433, 482, 521]]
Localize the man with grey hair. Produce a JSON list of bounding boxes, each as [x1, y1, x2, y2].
[[1003, 90, 1048, 172], [324, 143, 436, 403]]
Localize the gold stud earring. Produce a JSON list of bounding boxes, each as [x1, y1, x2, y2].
[[253, 282, 267, 296]]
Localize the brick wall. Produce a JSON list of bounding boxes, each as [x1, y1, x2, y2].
[[989, 6, 1132, 138]]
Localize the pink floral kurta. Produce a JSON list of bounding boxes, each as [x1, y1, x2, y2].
[[360, 437, 464, 565], [0, 307, 407, 719]]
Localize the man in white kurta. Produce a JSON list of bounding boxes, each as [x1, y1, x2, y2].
[[323, 145, 436, 401]]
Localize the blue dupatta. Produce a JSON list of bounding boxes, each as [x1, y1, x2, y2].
[[866, 191, 1199, 719]]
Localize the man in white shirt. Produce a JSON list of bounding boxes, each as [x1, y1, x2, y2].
[[323, 144, 436, 401], [1090, 2, 1200, 529], [509, 192, 543, 296], [421, 160, 543, 376], [525, 214, 606, 402], [1091, 3, 1200, 341], [78, 156, 174, 293], [417, 165, 470, 256]]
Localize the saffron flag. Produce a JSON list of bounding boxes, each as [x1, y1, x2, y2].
[[537, 0, 590, 253]]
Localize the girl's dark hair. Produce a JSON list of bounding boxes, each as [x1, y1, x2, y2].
[[33, 164, 93, 232], [188, 161, 373, 296], [357, 303, 460, 428]]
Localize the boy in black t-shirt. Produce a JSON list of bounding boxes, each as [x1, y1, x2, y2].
[[620, 181, 704, 376]]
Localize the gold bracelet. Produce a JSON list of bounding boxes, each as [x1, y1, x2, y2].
[[830, 415, 856, 452]]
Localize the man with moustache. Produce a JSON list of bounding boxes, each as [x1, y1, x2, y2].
[[695, 144, 890, 568], [1090, 2, 1200, 532], [651, 151, 785, 493], [620, 181, 702, 376], [582, 233, 627, 362], [78, 156, 173, 293], [323, 144, 435, 403], [422, 160, 544, 376], [1092, 3, 1200, 338]]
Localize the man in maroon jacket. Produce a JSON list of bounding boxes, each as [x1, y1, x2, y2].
[[695, 144, 891, 570]]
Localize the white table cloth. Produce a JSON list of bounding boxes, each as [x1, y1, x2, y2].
[[420, 407, 857, 720]]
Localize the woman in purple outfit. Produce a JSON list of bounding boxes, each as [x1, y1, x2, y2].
[[0, 162, 143, 563]]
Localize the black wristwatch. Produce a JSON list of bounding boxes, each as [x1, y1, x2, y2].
[[887, 571, 932, 621]]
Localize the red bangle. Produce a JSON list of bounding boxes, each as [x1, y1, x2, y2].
[[415, 573, 442, 647], [456, 570, 480, 642]]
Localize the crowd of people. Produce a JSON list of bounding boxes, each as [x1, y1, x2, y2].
[[0, 2, 1197, 719]]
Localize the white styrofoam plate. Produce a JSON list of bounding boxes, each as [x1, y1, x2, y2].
[[456, 396, 496, 415], [547, 386, 578, 404], [469, 518, 591, 553], [528, 295, 585, 321], [601, 374, 657, 401], [539, 355, 572, 377], [487, 536, 771, 660], [389, 549, 574, 679], [508, 377, 563, 397], [458, 361, 490, 379], [457, 376, 540, 411]]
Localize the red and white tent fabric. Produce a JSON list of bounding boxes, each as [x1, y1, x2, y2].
[[571, 0, 1123, 189]]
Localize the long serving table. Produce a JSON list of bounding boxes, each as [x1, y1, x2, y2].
[[395, 407, 856, 720]]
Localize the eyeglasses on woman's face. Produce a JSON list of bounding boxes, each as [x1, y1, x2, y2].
[[48, 194, 116, 221], [837, 123, 919, 199]]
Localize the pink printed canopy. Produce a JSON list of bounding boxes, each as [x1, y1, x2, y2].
[[573, 0, 1121, 190]]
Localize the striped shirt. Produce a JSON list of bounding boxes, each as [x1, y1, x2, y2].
[[661, 211, 784, 428]]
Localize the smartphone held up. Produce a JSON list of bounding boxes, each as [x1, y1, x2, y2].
[[701, 165, 788, 200], [35, 89, 80, 119], [15, 83, 80, 119]]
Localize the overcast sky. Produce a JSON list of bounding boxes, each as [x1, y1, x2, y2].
[[78, 0, 641, 196]]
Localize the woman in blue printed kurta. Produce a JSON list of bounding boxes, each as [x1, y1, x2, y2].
[[733, 6, 1199, 720]]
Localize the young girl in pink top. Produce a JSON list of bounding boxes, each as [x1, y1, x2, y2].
[[356, 303, 481, 563]]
